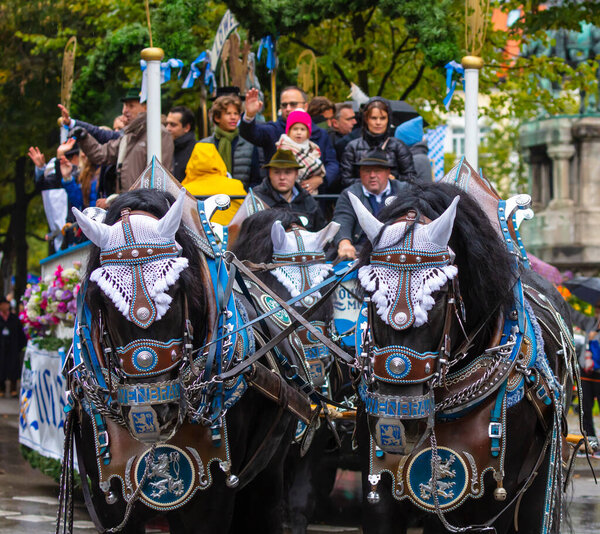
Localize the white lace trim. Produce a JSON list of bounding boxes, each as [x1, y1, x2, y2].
[[91, 257, 189, 321], [359, 219, 458, 329], [272, 263, 332, 305], [358, 263, 457, 328]]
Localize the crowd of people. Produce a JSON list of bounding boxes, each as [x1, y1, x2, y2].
[[28, 84, 433, 257]]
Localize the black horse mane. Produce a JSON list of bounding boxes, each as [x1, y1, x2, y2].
[[84, 189, 206, 332], [360, 182, 516, 347], [231, 209, 302, 264]]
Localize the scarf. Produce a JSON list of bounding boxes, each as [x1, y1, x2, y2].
[[214, 126, 238, 173], [275, 134, 325, 182], [363, 128, 389, 148]]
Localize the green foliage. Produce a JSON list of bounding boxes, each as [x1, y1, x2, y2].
[[20, 445, 82, 487], [226, 0, 461, 103], [32, 337, 72, 352]]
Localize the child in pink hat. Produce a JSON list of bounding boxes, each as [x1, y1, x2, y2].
[[275, 109, 325, 193]]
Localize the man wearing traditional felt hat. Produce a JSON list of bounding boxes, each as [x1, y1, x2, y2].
[[333, 147, 410, 259], [250, 149, 326, 231], [67, 87, 174, 192]]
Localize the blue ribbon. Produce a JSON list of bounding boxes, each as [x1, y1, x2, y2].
[[258, 35, 276, 72], [181, 51, 216, 93], [443, 60, 464, 110], [140, 57, 184, 103]]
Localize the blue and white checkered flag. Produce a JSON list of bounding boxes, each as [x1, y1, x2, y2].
[[425, 125, 447, 182]]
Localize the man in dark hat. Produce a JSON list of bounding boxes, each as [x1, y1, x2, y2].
[[69, 87, 174, 192], [333, 147, 410, 259], [250, 149, 326, 231], [0, 296, 26, 398]]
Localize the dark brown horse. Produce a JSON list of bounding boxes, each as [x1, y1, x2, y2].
[[61, 186, 310, 533], [349, 181, 575, 534]]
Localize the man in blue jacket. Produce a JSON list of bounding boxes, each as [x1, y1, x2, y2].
[[240, 86, 339, 192]]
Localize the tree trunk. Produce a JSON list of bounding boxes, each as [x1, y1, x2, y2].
[[1, 157, 30, 302], [351, 13, 369, 95], [13, 156, 28, 302]]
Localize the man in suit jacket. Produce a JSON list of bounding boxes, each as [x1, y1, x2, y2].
[[333, 147, 410, 259]]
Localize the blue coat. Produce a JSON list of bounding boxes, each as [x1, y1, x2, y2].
[[240, 115, 339, 190]]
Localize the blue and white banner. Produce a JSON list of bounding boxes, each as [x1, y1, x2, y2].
[[209, 10, 240, 67], [140, 58, 184, 103], [181, 51, 216, 93], [19, 341, 68, 461], [332, 263, 360, 348], [425, 125, 448, 182], [443, 60, 464, 110]]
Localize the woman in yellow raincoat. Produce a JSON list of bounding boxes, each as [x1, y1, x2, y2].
[[182, 143, 246, 225]]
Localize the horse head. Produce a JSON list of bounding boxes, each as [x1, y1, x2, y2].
[[350, 193, 460, 455], [73, 188, 206, 443]]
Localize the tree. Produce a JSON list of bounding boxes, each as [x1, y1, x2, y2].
[[225, 0, 462, 103], [0, 0, 221, 299]]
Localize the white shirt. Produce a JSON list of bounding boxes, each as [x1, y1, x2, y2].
[[361, 181, 392, 204]]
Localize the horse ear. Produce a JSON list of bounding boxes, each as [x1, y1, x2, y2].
[[348, 193, 384, 244], [314, 221, 340, 249], [270, 221, 287, 250], [157, 188, 186, 241], [426, 195, 460, 249], [72, 207, 112, 249]]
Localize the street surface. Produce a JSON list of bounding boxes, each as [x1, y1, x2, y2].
[[1, 397, 599, 533]]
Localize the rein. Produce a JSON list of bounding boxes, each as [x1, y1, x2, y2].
[[212, 254, 355, 383]]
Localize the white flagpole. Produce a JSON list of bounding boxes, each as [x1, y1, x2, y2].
[[141, 47, 164, 163], [461, 55, 483, 170]]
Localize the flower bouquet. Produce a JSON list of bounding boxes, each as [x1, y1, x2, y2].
[[20, 263, 81, 344]]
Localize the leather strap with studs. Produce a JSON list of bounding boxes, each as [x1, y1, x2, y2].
[[371, 249, 450, 270], [100, 242, 180, 265]]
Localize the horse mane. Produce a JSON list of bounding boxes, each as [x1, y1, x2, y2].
[[360, 182, 516, 347], [84, 189, 206, 332], [231, 209, 302, 264]]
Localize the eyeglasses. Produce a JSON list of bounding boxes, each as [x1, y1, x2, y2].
[[280, 101, 305, 109]]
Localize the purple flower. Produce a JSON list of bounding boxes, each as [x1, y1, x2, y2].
[[61, 289, 73, 301], [67, 300, 77, 314]]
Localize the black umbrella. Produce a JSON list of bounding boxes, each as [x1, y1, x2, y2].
[[564, 276, 600, 305], [387, 100, 429, 128]]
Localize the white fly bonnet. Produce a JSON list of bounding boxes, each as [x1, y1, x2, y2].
[[270, 221, 340, 307], [72, 189, 189, 328], [348, 194, 459, 330]]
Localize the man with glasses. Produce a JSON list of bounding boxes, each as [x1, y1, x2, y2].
[[240, 86, 339, 192]]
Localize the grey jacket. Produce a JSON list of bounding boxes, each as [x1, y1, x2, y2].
[[411, 140, 433, 183], [202, 134, 256, 188], [332, 180, 409, 248]]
